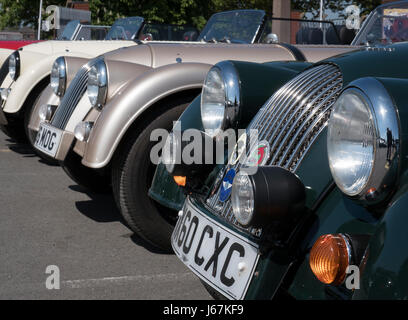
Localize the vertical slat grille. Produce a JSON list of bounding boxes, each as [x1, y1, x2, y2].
[[203, 64, 343, 237], [51, 59, 98, 129]]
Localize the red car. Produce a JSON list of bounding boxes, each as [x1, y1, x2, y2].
[[0, 40, 43, 50]]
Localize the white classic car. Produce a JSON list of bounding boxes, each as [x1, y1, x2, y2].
[[0, 16, 196, 140]]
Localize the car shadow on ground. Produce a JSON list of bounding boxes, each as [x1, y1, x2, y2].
[[70, 185, 171, 255], [5, 139, 59, 166], [6, 139, 36, 158]]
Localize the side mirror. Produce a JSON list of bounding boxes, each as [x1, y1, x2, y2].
[[265, 33, 279, 44]]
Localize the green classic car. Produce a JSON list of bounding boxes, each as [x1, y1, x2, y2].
[[149, 31, 408, 299]]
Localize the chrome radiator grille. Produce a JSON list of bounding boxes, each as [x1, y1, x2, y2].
[[204, 64, 343, 236], [51, 59, 96, 129]]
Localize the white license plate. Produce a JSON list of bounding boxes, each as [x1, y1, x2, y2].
[[34, 123, 63, 157], [172, 199, 259, 300]]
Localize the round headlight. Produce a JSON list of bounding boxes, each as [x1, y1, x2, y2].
[[201, 61, 240, 137], [9, 51, 20, 81], [231, 171, 255, 226], [50, 57, 66, 96], [327, 78, 400, 202], [87, 59, 108, 109], [328, 90, 375, 196]]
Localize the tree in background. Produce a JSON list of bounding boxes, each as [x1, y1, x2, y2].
[[91, 0, 385, 28], [89, 0, 212, 29], [90, 0, 272, 30], [0, 0, 66, 30], [0, 0, 391, 32]]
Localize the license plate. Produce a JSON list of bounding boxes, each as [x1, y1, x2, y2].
[[34, 123, 63, 157], [172, 199, 259, 300]]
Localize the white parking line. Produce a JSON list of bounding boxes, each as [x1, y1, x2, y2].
[[62, 272, 195, 289]]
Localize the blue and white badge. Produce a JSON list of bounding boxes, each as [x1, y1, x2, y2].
[[219, 169, 236, 202]]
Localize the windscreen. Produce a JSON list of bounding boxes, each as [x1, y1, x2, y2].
[[105, 16, 145, 40], [259, 18, 350, 45], [352, 2, 408, 45], [138, 24, 199, 41], [58, 20, 80, 40], [197, 10, 265, 44], [75, 25, 110, 40]]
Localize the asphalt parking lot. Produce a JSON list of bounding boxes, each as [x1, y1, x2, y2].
[[0, 131, 211, 300]]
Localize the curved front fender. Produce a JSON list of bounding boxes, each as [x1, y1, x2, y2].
[[27, 85, 60, 133], [81, 62, 211, 169], [3, 53, 96, 114], [353, 174, 408, 300], [148, 61, 311, 211]]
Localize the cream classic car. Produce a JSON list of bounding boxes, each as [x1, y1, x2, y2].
[[29, 9, 358, 251], [0, 20, 109, 68], [0, 16, 196, 141], [0, 20, 112, 105]]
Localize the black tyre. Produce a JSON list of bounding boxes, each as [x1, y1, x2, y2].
[[62, 151, 111, 194], [111, 96, 192, 252], [1, 80, 49, 144], [0, 122, 27, 142]]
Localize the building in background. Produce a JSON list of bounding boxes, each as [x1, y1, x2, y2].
[[66, 0, 90, 11], [0, 0, 91, 40]]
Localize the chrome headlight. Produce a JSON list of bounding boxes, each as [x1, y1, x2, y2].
[[50, 57, 66, 96], [231, 171, 255, 226], [87, 59, 108, 109], [9, 51, 20, 81], [328, 78, 400, 202], [201, 61, 240, 137]]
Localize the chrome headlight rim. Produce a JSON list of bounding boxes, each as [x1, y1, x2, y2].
[[201, 61, 241, 137], [9, 51, 20, 81], [50, 57, 67, 96], [87, 59, 108, 110], [328, 77, 400, 203], [231, 170, 255, 227]]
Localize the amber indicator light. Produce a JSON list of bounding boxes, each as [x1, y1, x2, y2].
[[173, 176, 187, 187], [309, 234, 350, 285]]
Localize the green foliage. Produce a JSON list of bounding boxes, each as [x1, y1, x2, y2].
[[89, 0, 213, 29], [0, 0, 389, 32], [0, 0, 66, 30]]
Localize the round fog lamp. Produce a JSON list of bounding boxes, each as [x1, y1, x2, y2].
[[309, 234, 351, 285], [0, 88, 11, 101], [231, 167, 306, 229], [231, 171, 255, 226], [39, 105, 55, 121], [74, 122, 93, 142], [162, 132, 179, 174], [163, 130, 216, 178]]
